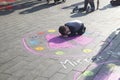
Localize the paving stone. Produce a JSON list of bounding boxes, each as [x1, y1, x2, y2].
[[41, 63, 61, 77], [49, 73, 66, 80], [0, 73, 11, 80], [63, 70, 78, 80], [4, 60, 29, 74], [0, 56, 25, 73], [34, 76, 49, 80]]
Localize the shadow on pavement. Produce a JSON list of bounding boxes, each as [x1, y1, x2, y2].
[[70, 12, 87, 18], [69, 2, 120, 18], [70, 10, 95, 18], [0, 0, 62, 15], [19, 2, 61, 14], [62, 1, 84, 9], [48, 35, 80, 43], [82, 28, 120, 80], [99, 3, 120, 10], [0, 0, 41, 15]]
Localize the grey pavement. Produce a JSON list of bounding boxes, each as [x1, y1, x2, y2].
[[0, 0, 120, 80]]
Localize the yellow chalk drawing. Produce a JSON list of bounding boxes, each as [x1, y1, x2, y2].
[[48, 29, 56, 32], [107, 63, 116, 68], [83, 49, 92, 53], [35, 47, 44, 51]]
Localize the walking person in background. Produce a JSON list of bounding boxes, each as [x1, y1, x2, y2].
[[46, 0, 66, 4], [79, 0, 95, 12], [72, 0, 99, 13]]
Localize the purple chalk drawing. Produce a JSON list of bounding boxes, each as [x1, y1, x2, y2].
[[46, 34, 93, 48], [22, 37, 79, 58], [93, 66, 120, 80], [93, 72, 111, 80], [73, 60, 120, 80], [46, 34, 74, 49], [73, 36, 93, 45], [22, 31, 98, 59]]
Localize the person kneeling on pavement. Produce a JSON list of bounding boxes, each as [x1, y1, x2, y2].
[[59, 20, 86, 37]]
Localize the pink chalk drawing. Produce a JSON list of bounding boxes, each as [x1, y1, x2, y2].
[[73, 36, 93, 45], [22, 30, 99, 59], [46, 34, 74, 49], [107, 72, 120, 80]]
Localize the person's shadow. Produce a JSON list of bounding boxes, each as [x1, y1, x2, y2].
[[70, 12, 87, 18], [99, 4, 114, 10], [99, 3, 120, 11], [0, 0, 42, 15], [48, 35, 79, 43], [0, 0, 62, 15], [62, 1, 84, 9], [19, 1, 62, 14], [81, 28, 120, 80]]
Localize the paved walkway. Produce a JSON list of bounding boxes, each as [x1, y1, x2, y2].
[[0, 0, 120, 80]]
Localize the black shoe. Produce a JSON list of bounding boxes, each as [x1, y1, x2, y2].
[[91, 8, 95, 12], [86, 6, 90, 13], [82, 27, 86, 32], [62, 0, 66, 2], [72, 6, 78, 13], [54, 0, 59, 4]]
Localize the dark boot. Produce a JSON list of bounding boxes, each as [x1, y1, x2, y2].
[[72, 6, 79, 13], [62, 0, 66, 2]]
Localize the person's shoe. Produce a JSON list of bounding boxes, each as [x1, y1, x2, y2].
[[54, 1, 59, 4], [62, 0, 66, 2], [90, 7, 95, 12], [82, 27, 86, 32], [72, 6, 78, 13], [86, 6, 90, 13], [47, 1, 50, 4]]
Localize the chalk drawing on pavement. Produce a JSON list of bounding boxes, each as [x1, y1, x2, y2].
[[48, 29, 56, 33], [55, 51, 65, 55], [83, 49, 92, 53], [34, 46, 44, 51], [22, 29, 103, 59]]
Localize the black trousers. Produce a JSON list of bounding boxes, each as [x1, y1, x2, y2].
[[68, 24, 86, 37], [54, 0, 65, 3], [79, 0, 95, 11], [77, 24, 86, 35]]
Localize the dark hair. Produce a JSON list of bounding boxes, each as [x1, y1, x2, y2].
[[59, 26, 66, 35], [81, 24, 85, 28]]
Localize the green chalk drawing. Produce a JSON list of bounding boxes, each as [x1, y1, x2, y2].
[[82, 71, 94, 77], [55, 51, 64, 55]]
